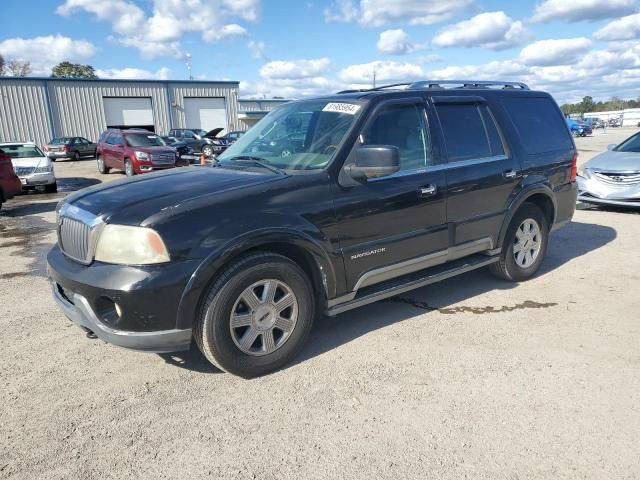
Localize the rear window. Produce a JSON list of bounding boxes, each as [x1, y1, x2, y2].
[[436, 103, 504, 161], [50, 137, 72, 145], [502, 96, 573, 155]]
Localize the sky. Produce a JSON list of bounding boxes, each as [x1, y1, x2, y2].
[[1, 0, 640, 103]]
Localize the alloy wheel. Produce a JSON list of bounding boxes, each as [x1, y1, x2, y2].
[[513, 218, 542, 268]]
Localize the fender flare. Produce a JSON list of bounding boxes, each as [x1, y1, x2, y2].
[[175, 228, 338, 330], [497, 183, 557, 248]]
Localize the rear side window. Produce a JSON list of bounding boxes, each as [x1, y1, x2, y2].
[[502, 97, 573, 154], [436, 103, 504, 161]]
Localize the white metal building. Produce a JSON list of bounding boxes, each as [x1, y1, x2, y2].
[[0, 77, 289, 146]]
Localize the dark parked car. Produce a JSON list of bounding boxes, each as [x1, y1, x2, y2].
[[160, 136, 196, 165], [95, 129, 178, 176], [221, 130, 246, 145], [48, 80, 577, 377], [168, 128, 228, 157], [0, 150, 22, 209], [44, 137, 97, 161]]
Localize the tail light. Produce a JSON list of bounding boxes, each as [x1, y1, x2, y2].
[[570, 152, 578, 181], [63, 145, 69, 152]]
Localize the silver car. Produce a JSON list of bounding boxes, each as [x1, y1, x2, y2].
[[577, 132, 640, 208]]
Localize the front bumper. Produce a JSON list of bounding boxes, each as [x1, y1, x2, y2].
[[19, 172, 56, 186], [47, 245, 197, 353], [577, 176, 640, 208]]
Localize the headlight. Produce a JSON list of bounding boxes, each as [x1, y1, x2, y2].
[[135, 151, 150, 161], [34, 164, 53, 173], [577, 166, 591, 179], [94, 225, 170, 265]]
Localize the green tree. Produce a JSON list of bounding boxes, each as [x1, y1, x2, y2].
[[0, 53, 5, 76], [51, 61, 98, 79], [579, 96, 595, 113]]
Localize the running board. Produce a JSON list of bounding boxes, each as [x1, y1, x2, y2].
[[326, 253, 499, 316]]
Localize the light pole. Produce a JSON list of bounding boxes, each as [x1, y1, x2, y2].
[[186, 53, 193, 81]]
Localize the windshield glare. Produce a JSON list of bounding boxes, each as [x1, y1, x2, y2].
[[1, 145, 45, 158], [614, 133, 640, 153], [217, 99, 364, 170], [125, 134, 166, 147], [192, 129, 207, 137]]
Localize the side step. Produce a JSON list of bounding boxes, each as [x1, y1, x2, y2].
[[327, 253, 499, 316]]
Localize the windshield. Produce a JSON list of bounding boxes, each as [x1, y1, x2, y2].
[[217, 99, 364, 170], [49, 137, 72, 144], [0, 145, 45, 158], [614, 133, 640, 153], [125, 134, 166, 147], [192, 129, 207, 137]]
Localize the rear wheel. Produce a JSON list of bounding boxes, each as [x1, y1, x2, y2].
[[125, 159, 134, 177], [97, 156, 110, 174], [490, 203, 548, 282], [72, 151, 80, 161], [194, 252, 315, 377]]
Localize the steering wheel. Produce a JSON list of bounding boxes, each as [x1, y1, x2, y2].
[[323, 144, 338, 154]]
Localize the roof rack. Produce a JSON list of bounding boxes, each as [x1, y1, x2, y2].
[[336, 80, 529, 94]]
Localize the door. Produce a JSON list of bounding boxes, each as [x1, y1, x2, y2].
[[103, 97, 154, 130], [105, 133, 125, 168], [432, 97, 521, 248], [184, 97, 227, 132], [332, 98, 448, 292]]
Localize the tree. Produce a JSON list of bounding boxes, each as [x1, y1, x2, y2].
[[6, 59, 31, 77], [51, 61, 98, 79], [579, 96, 595, 113], [0, 53, 5, 76]]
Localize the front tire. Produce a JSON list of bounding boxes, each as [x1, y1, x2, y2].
[[97, 156, 110, 174], [202, 145, 214, 157], [195, 252, 315, 377], [490, 203, 549, 282], [44, 182, 57, 193], [125, 159, 134, 177]]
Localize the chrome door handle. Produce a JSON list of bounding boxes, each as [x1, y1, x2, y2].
[[419, 185, 437, 197], [503, 170, 518, 179]]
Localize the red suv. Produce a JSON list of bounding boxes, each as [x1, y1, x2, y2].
[[96, 129, 185, 176], [0, 151, 22, 210]]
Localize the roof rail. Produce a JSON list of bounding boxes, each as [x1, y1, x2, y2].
[[336, 80, 529, 94], [409, 80, 529, 90]]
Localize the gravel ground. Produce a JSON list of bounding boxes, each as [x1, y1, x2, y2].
[[1, 129, 639, 479]]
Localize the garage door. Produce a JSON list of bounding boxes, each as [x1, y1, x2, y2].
[[103, 97, 154, 131], [184, 97, 227, 132]]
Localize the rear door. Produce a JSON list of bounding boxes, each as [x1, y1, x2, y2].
[[432, 96, 520, 249], [333, 97, 449, 292]]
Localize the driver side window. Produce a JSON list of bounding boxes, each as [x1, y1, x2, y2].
[[360, 103, 431, 172]]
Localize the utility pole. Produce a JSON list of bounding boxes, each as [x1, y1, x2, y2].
[[372, 69, 376, 89], [186, 53, 193, 81]]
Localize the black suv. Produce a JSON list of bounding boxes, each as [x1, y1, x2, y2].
[[48, 80, 578, 377], [168, 128, 227, 158]]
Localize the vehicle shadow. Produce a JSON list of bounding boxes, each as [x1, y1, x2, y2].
[[289, 220, 617, 369], [157, 343, 223, 374]]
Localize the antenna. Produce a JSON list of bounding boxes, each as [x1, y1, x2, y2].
[[185, 53, 193, 81]]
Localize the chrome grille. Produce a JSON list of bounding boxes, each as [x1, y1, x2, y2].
[[151, 153, 175, 164], [593, 171, 640, 185], [59, 217, 91, 262], [14, 166, 35, 176]]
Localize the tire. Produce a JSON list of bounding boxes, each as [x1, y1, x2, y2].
[[44, 182, 58, 194], [194, 252, 315, 378], [72, 151, 80, 161], [125, 159, 134, 177], [202, 145, 214, 157], [489, 203, 549, 282], [97, 156, 110, 174]]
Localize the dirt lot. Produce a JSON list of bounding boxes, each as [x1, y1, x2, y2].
[[1, 129, 639, 479]]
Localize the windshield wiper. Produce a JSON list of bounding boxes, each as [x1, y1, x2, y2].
[[226, 156, 285, 175]]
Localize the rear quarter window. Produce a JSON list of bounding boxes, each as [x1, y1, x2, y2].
[[502, 96, 573, 155]]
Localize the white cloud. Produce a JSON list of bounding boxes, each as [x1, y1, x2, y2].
[[56, 0, 260, 59], [260, 58, 331, 80], [95, 67, 172, 80], [377, 29, 415, 55], [0, 35, 96, 75], [338, 60, 425, 84], [324, 0, 473, 27], [432, 12, 531, 50], [531, 0, 636, 23], [519, 37, 592, 66], [594, 13, 640, 41], [248, 40, 268, 60]]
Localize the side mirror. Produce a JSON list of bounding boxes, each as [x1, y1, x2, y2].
[[607, 144, 616, 151], [345, 145, 400, 181]]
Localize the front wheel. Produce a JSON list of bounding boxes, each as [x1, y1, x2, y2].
[[194, 252, 315, 377], [489, 203, 548, 282], [97, 156, 110, 174], [202, 145, 214, 157], [125, 159, 134, 177], [44, 182, 58, 193]]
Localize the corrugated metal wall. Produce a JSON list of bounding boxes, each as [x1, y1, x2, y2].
[[0, 79, 240, 146], [170, 83, 239, 131], [0, 79, 52, 146], [238, 99, 287, 112]]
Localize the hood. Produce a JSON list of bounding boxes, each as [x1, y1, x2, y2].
[[11, 156, 48, 168], [204, 128, 224, 138], [585, 150, 640, 172], [65, 166, 284, 224]]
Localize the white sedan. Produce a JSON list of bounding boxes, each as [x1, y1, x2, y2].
[[0, 142, 57, 193]]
